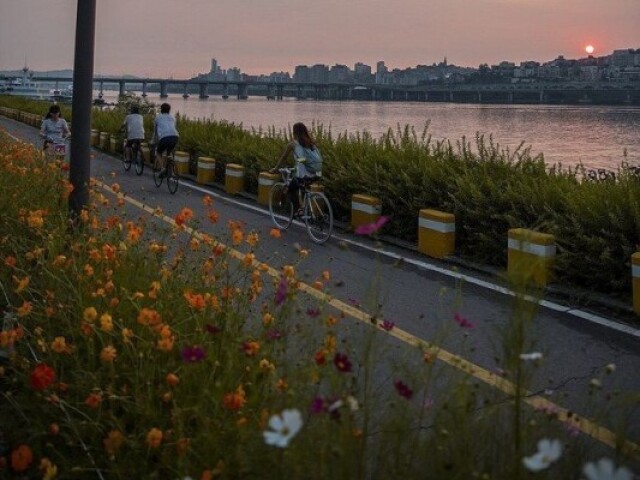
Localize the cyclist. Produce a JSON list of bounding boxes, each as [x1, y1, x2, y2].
[[39, 104, 70, 152], [270, 122, 323, 216], [121, 104, 145, 162], [151, 103, 179, 178]]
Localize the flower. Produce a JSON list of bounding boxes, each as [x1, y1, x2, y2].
[[454, 312, 474, 329], [354, 215, 390, 235], [334, 353, 352, 373], [202, 195, 213, 206], [306, 307, 320, 318], [269, 228, 281, 238], [205, 324, 221, 335], [40, 458, 58, 480], [104, 430, 125, 455], [30, 363, 55, 390], [582, 458, 632, 480], [310, 397, 325, 414], [83, 307, 98, 322], [381, 320, 395, 331], [266, 329, 282, 341], [181, 345, 206, 363], [522, 438, 562, 472], [85, 392, 102, 409], [50, 336, 70, 354], [100, 345, 117, 362], [223, 385, 247, 411], [10, 445, 33, 472], [274, 276, 288, 305], [243, 341, 261, 357], [146, 428, 163, 448], [520, 352, 543, 361], [394, 380, 414, 399], [314, 350, 326, 365], [166, 373, 180, 386], [263, 409, 303, 448]]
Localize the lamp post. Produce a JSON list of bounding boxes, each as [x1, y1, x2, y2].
[[68, 0, 97, 219]]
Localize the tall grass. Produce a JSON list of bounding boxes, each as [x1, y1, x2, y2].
[[1, 95, 638, 298]]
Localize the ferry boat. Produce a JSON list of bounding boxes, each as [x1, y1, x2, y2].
[[50, 85, 73, 103], [0, 66, 51, 100]]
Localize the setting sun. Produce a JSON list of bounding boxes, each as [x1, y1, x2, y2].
[[585, 44, 595, 54]]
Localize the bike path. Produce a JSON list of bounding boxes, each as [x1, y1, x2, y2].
[[1, 116, 639, 446]]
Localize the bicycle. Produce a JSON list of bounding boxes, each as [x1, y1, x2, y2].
[[122, 139, 144, 175], [152, 149, 179, 194], [269, 167, 333, 244]]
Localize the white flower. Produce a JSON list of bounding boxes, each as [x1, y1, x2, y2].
[[327, 399, 343, 412], [523, 438, 562, 472], [520, 352, 543, 361], [583, 458, 632, 480], [346, 395, 359, 412], [263, 409, 303, 448]]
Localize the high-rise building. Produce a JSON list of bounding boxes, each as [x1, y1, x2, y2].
[[328, 64, 352, 83], [310, 64, 329, 84], [294, 65, 311, 83], [354, 63, 373, 83], [210, 58, 218, 74]]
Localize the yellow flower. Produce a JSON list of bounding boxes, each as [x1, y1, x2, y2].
[[52, 255, 67, 267], [83, 307, 98, 322], [121, 328, 134, 343], [50, 336, 69, 354], [13, 275, 29, 293], [17, 301, 32, 317], [259, 358, 275, 373], [324, 334, 337, 354], [83, 264, 94, 277], [262, 312, 274, 326], [283, 265, 295, 279], [104, 430, 125, 455], [246, 232, 259, 247], [146, 428, 163, 448], [322, 270, 331, 281], [100, 345, 117, 362], [39, 457, 58, 480], [100, 313, 113, 332], [243, 253, 255, 268], [232, 228, 243, 246]]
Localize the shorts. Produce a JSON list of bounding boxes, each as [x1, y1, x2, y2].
[[156, 136, 178, 156], [126, 139, 142, 148]]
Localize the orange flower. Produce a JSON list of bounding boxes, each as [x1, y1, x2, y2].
[[202, 195, 213, 206], [13, 275, 29, 293], [83, 264, 94, 277], [166, 373, 180, 386], [262, 312, 274, 326], [157, 336, 175, 352], [243, 253, 255, 268], [111, 183, 120, 193], [102, 243, 116, 262], [84, 392, 102, 409], [83, 307, 98, 322], [100, 313, 113, 332], [175, 207, 194, 226], [40, 457, 58, 480], [246, 232, 259, 247], [148, 281, 161, 299], [283, 265, 295, 279], [121, 328, 134, 343], [104, 430, 125, 455], [269, 228, 281, 238], [100, 345, 117, 362], [222, 385, 247, 411], [276, 377, 288, 392], [16, 301, 32, 317], [189, 238, 200, 251], [232, 229, 243, 245], [137, 308, 162, 327], [49, 423, 60, 436], [51, 336, 70, 354], [10, 445, 33, 472], [184, 291, 207, 310], [207, 210, 219, 224], [146, 428, 163, 448], [176, 437, 190, 456], [243, 341, 260, 357], [321, 270, 331, 281]]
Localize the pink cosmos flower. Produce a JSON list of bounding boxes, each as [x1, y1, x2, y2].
[[333, 353, 352, 373], [181, 345, 206, 363], [205, 324, 221, 335], [309, 397, 325, 414], [266, 329, 283, 341], [354, 216, 390, 235], [454, 312, 474, 329], [274, 276, 288, 306], [394, 380, 414, 399], [381, 320, 395, 331]]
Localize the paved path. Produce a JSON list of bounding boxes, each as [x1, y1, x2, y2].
[[2, 116, 639, 453]]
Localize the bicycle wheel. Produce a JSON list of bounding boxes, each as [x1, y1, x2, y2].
[[167, 160, 179, 194], [153, 157, 163, 187], [134, 148, 144, 175], [122, 148, 132, 171], [305, 192, 333, 244], [269, 182, 293, 230]]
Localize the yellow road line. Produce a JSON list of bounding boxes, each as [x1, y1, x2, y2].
[[92, 179, 639, 457]]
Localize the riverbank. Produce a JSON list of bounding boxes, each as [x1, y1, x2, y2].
[[1, 95, 639, 304]]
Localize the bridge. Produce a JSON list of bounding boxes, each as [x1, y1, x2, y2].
[[30, 76, 640, 105]]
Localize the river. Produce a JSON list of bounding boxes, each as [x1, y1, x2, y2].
[[100, 92, 639, 170]]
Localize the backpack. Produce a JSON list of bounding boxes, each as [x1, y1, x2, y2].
[[299, 145, 323, 174]]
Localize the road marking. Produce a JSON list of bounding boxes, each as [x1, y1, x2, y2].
[[94, 178, 639, 457]]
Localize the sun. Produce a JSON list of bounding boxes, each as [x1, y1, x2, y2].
[[585, 45, 595, 54]]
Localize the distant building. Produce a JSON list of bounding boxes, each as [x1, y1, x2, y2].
[[328, 64, 352, 83], [375, 61, 388, 84], [310, 64, 329, 84], [227, 67, 242, 82], [354, 62, 373, 83], [294, 65, 310, 83]]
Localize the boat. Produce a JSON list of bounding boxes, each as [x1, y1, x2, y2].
[[0, 66, 52, 100], [50, 85, 73, 103]]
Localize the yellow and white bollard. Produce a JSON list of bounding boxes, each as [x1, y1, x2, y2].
[[140, 143, 151, 165], [507, 228, 556, 287], [258, 171, 280, 205], [197, 157, 216, 184], [90, 129, 99, 147], [109, 137, 123, 154], [99, 132, 110, 150], [633, 253, 640, 315], [225, 163, 245, 194], [418, 209, 455, 259], [351, 194, 382, 229], [174, 151, 190, 175]]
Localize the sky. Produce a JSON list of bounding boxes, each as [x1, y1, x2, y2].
[[1, 0, 638, 77]]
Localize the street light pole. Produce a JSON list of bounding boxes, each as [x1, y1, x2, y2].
[[69, 0, 97, 218]]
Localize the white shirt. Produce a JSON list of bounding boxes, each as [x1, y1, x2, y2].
[[123, 114, 145, 140], [40, 118, 69, 143], [154, 113, 179, 140]]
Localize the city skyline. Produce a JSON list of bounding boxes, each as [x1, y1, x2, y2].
[[1, 0, 638, 77]]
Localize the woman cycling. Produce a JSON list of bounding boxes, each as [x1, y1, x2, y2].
[[271, 122, 323, 215], [39, 104, 70, 151]]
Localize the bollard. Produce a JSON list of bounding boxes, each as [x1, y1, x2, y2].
[[174, 151, 190, 175], [351, 194, 382, 229], [225, 163, 245, 194], [141, 143, 151, 165], [99, 132, 110, 150], [633, 253, 640, 315], [507, 228, 556, 287], [197, 156, 216, 184], [258, 171, 280, 205], [90, 129, 99, 147], [418, 209, 455, 259], [109, 137, 123, 154]]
